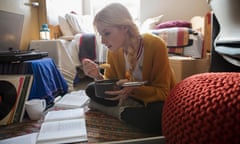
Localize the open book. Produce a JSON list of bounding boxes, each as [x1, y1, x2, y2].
[[37, 108, 88, 144], [54, 90, 90, 109]]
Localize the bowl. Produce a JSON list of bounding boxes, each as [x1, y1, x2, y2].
[[94, 79, 119, 98]]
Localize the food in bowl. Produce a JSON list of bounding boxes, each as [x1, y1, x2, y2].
[[94, 79, 119, 98], [99, 63, 110, 69]]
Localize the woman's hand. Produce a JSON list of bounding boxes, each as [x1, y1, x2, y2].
[[105, 79, 136, 105], [82, 58, 102, 79]]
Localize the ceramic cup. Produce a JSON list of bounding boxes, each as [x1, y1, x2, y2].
[[25, 99, 46, 120]]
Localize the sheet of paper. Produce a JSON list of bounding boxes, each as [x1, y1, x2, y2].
[[44, 108, 84, 122], [0, 133, 38, 144], [54, 90, 90, 108], [37, 119, 87, 144]]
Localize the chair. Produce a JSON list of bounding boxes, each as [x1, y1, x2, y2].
[[209, 0, 240, 72]]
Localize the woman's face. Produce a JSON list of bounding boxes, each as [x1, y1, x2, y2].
[[96, 22, 128, 52]]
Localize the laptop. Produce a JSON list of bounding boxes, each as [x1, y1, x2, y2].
[[0, 10, 48, 63], [0, 50, 48, 63]]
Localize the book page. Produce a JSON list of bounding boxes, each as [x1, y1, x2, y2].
[[37, 119, 87, 144], [0, 133, 38, 144], [44, 108, 84, 122], [54, 90, 90, 109]]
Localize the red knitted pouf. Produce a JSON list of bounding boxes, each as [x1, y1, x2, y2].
[[162, 72, 240, 144]]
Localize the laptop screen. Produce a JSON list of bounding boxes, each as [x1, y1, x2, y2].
[[0, 10, 24, 52]]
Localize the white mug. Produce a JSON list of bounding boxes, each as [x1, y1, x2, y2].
[[25, 99, 46, 120]]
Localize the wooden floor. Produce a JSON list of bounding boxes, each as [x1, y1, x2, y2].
[[73, 76, 94, 90]]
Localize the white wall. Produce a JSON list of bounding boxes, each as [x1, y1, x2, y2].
[[83, 0, 210, 23], [140, 0, 210, 23]]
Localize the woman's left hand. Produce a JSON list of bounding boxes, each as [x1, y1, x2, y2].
[[105, 86, 135, 105]]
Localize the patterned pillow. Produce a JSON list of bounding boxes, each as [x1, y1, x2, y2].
[[155, 20, 192, 29]]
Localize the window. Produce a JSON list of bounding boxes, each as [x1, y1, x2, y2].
[[90, 0, 140, 25]]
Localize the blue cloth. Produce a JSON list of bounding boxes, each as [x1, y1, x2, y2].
[[26, 58, 68, 104]]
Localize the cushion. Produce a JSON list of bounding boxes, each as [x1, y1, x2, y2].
[[65, 13, 94, 34], [162, 72, 240, 144], [141, 15, 164, 32], [77, 15, 94, 33], [190, 16, 204, 34], [65, 13, 83, 34], [155, 20, 191, 29], [58, 16, 74, 36]]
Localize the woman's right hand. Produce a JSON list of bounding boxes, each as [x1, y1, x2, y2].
[[82, 58, 102, 79]]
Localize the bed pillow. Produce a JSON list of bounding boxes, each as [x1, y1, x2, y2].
[[141, 15, 164, 32], [76, 15, 94, 33], [65, 13, 83, 34], [155, 20, 192, 29], [65, 13, 94, 34], [190, 16, 204, 34], [58, 16, 74, 36]]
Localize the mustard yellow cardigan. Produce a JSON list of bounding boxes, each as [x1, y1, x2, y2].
[[104, 33, 176, 105]]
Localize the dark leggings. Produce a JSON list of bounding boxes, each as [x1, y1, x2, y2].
[[85, 82, 164, 134]]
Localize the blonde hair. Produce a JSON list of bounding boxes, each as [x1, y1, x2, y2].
[[93, 3, 140, 81]]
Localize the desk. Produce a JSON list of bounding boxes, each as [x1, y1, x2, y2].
[[0, 58, 68, 105]]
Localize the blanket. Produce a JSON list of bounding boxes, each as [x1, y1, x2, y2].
[[78, 33, 96, 61], [152, 27, 196, 55]]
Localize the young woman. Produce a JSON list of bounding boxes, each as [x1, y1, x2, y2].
[[82, 3, 176, 134]]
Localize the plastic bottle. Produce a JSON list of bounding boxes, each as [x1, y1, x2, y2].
[[40, 24, 50, 40]]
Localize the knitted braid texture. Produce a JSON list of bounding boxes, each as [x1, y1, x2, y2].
[[162, 72, 240, 144]]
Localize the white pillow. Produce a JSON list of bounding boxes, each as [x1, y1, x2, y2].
[[65, 13, 83, 34], [190, 16, 204, 35], [58, 16, 74, 36], [141, 15, 164, 32], [78, 15, 94, 33]]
